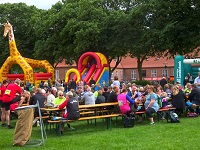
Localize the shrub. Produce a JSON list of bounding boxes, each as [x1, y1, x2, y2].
[[133, 80, 152, 86]]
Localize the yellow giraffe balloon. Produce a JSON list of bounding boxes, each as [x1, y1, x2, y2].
[[0, 21, 54, 85]]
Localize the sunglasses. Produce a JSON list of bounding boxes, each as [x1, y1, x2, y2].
[[59, 95, 64, 96]]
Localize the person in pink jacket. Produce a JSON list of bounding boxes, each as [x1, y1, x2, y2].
[[117, 88, 137, 115]]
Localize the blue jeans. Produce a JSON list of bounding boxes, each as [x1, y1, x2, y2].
[[186, 102, 199, 114]]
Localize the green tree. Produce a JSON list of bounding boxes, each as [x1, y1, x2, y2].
[[123, 1, 161, 80], [151, 0, 200, 56], [0, 3, 42, 66], [34, 0, 129, 74]]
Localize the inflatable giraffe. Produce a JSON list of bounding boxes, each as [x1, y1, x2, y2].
[[0, 21, 54, 84]]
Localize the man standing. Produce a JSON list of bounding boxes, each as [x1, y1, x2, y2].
[[70, 79, 77, 90], [89, 78, 96, 87], [160, 77, 168, 89], [194, 72, 200, 88], [0, 80, 9, 127], [2, 79, 24, 129]]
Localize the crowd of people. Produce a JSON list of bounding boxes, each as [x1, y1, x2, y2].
[[1, 72, 200, 129]]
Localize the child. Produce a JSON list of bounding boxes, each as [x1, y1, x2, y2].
[[160, 92, 169, 120], [161, 92, 169, 108]]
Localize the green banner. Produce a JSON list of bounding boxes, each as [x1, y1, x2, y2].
[[174, 55, 184, 85]]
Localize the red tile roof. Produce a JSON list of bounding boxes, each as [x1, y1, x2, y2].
[[56, 53, 200, 69], [110, 56, 174, 68]]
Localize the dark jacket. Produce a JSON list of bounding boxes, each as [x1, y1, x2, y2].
[[30, 93, 45, 115], [96, 95, 106, 104], [102, 92, 110, 102], [188, 87, 200, 105], [171, 90, 185, 109], [107, 91, 118, 102]]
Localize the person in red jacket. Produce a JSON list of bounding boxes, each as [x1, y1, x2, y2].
[[1, 79, 24, 129], [0, 80, 9, 127], [58, 91, 80, 132]]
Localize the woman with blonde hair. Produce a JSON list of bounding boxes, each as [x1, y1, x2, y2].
[[53, 91, 66, 106], [144, 86, 159, 125], [171, 85, 186, 116]]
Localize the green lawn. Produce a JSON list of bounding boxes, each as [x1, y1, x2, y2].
[[0, 115, 200, 150]]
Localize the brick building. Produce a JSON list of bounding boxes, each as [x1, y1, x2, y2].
[[55, 55, 174, 82]]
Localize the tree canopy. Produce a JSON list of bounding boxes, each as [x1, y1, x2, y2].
[[0, 0, 199, 80]]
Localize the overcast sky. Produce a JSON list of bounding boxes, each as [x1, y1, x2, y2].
[[0, 0, 61, 9]]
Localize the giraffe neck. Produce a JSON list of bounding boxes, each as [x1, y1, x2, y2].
[[8, 26, 21, 57]]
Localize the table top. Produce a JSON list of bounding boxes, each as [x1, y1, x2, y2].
[[79, 102, 118, 109], [43, 102, 119, 111]]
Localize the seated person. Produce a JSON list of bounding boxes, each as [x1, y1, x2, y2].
[[81, 87, 95, 105], [30, 88, 45, 117], [117, 88, 136, 115], [102, 86, 111, 102], [160, 92, 169, 108], [171, 85, 186, 116], [53, 91, 66, 106], [46, 89, 55, 105], [96, 90, 106, 104], [58, 91, 80, 131], [187, 84, 200, 114], [22, 91, 31, 105]]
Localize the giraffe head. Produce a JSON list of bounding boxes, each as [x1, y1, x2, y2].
[[3, 21, 12, 37]]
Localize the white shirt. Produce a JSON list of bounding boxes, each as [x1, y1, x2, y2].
[[47, 94, 55, 104]]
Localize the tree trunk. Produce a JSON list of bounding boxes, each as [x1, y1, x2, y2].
[[108, 56, 122, 83], [137, 56, 146, 81]]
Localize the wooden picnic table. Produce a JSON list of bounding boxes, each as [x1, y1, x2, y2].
[[42, 102, 119, 135], [42, 102, 118, 111], [79, 102, 118, 109]]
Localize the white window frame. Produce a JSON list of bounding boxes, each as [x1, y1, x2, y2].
[[55, 70, 60, 80], [116, 71, 118, 77], [162, 69, 168, 77], [120, 71, 123, 78], [151, 70, 157, 77], [111, 72, 114, 79], [131, 70, 136, 80]]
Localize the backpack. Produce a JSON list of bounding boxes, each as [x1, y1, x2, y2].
[[168, 111, 180, 123], [122, 113, 135, 128]]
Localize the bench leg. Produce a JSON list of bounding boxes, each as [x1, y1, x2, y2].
[[105, 117, 112, 130]]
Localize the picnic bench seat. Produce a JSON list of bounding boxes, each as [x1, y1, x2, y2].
[[80, 111, 95, 115], [47, 113, 122, 135]]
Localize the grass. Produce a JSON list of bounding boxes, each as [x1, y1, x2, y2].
[[0, 115, 200, 150]]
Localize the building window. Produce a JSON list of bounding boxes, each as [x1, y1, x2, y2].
[[55, 70, 60, 80], [120, 71, 123, 78], [162, 69, 168, 77], [142, 70, 146, 77], [116, 71, 118, 77], [64, 70, 68, 74], [131, 70, 136, 80], [151, 70, 157, 77], [111, 72, 114, 79]]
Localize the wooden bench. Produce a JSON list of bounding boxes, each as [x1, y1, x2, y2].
[[80, 111, 95, 115], [134, 107, 177, 121], [157, 107, 176, 121], [70, 114, 121, 129], [47, 120, 62, 135], [47, 113, 122, 135], [36, 116, 49, 120]]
